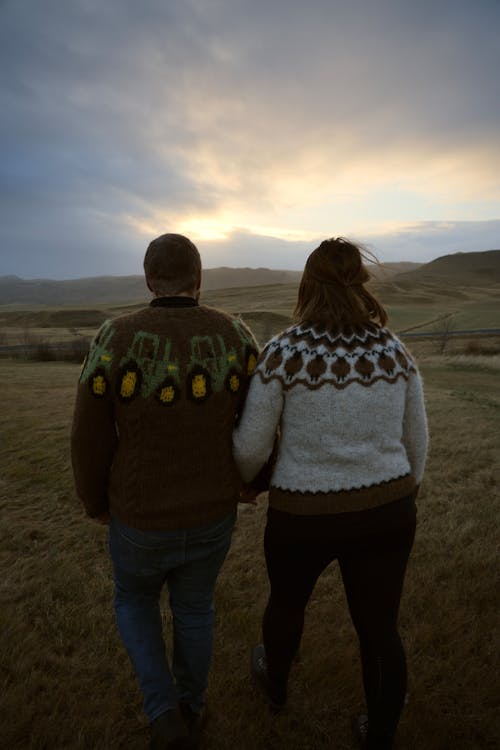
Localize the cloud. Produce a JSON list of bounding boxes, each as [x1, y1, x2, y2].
[[366, 219, 500, 263], [1, 214, 498, 279], [0, 0, 499, 278], [191, 220, 500, 272]]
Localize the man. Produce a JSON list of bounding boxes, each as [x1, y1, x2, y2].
[[71, 234, 259, 749]]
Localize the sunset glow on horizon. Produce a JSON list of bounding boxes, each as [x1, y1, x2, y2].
[[1, 0, 499, 278]]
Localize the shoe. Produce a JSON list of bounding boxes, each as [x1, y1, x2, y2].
[[250, 644, 287, 713], [150, 707, 193, 750], [180, 702, 207, 746], [352, 714, 369, 749]]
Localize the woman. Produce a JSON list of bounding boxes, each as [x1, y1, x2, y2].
[[233, 238, 428, 750]]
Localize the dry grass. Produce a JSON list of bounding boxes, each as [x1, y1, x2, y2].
[[1, 273, 499, 352], [1, 355, 499, 749]]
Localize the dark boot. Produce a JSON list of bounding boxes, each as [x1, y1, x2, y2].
[[352, 714, 369, 749], [352, 714, 394, 750], [150, 706, 193, 750], [180, 702, 207, 747], [250, 644, 287, 713]]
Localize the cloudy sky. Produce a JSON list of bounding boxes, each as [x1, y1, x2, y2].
[[1, 0, 499, 279]]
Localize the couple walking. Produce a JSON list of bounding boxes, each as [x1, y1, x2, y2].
[[71, 233, 428, 750]]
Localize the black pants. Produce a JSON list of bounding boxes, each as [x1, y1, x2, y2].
[[263, 496, 416, 749]]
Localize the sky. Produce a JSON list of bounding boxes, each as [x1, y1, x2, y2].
[[1, 0, 499, 279]]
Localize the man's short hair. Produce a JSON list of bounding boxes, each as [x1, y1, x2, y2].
[[144, 234, 201, 296]]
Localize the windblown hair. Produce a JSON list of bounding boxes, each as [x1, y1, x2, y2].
[[293, 237, 388, 330], [144, 233, 201, 296]]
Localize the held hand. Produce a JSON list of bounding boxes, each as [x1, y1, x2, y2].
[[239, 486, 259, 505]]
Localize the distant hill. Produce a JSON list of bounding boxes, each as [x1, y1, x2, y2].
[[2, 252, 498, 306], [369, 249, 500, 312], [0, 269, 302, 306], [0, 275, 146, 306], [369, 261, 421, 279], [389, 249, 500, 285], [0, 263, 418, 305]]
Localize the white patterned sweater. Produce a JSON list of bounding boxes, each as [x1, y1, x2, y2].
[[233, 324, 428, 515]]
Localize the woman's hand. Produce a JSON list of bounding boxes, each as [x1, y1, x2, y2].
[[239, 486, 260, 505]]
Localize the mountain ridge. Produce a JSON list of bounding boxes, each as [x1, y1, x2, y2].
[[390, 249, 500, 285], [1, 250, 499, 305], [0, 262, 419, 305]]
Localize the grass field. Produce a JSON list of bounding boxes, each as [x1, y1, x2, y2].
[[1, 352, 499, 749], [1, 271, 500, 351]]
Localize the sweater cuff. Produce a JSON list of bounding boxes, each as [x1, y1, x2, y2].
[[81, 496, 109, 520]]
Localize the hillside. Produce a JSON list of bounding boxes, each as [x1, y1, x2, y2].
[[389, 249, 500, 285], [0, 269, 302, 306], [372, 249, 500, 303], [0, 263, 419, 306], [369, 249, 500, 333], [1, 251, 499, 339], [1, 251, 499, 308]]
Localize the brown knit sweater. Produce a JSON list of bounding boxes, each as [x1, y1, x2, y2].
[[71, 298, 259, 529]]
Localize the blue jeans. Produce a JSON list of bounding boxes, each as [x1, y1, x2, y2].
[[109, 511, 236, 722]]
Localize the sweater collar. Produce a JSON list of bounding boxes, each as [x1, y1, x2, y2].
[[150, 296, 199, 308]]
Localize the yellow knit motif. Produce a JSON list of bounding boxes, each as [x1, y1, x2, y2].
[[229, 374, 240, 392], [92, 375, 106, 396], [159, 385, 176, 403], [192, 374, 207, 399], [120, 371, 137, 398], [247, 353, 257, 375]]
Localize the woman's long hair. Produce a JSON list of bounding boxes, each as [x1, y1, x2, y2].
[[293, 237, 388, 330]]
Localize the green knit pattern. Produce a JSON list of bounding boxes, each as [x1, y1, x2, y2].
[[71, 304, 258, 529]]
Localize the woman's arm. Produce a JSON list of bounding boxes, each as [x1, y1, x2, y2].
[[233, 374, 283, 483], [402, 370, 429, 486]]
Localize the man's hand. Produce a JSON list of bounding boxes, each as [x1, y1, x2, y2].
[[91, 512, 110, 525], [239, 486, 259, 505]]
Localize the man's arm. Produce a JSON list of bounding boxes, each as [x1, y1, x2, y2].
[[71, 361, 117, 520]]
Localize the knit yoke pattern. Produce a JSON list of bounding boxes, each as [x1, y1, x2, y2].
[[71, 303, 259, 529], [233, 323, 428, 515]]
